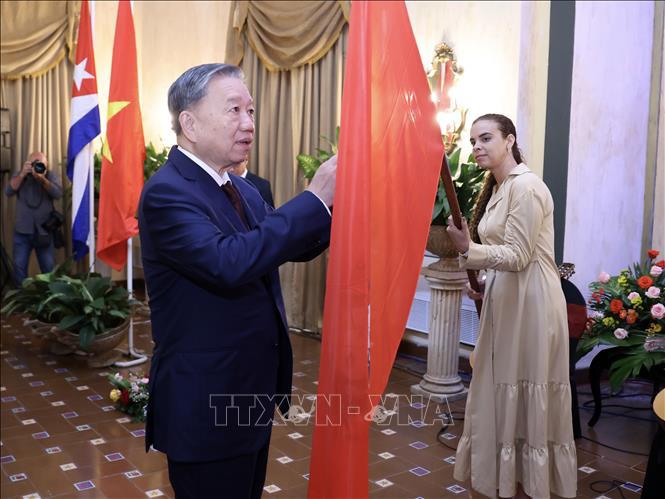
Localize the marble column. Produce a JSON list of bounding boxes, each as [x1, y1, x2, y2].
[[411, 258, 468, 402]]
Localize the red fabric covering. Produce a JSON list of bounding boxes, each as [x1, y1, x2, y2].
[[308, 2, 443, 497]]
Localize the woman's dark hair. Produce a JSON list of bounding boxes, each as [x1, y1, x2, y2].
[[468, 114, 523, 243]]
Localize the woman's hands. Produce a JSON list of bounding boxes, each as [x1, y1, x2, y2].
[[445, 215, 471, 254], [466, 281, 484, 301]]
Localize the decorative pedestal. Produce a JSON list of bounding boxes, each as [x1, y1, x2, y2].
[[411, 257, 468, 402]]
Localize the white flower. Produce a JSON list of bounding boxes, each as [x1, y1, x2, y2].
[[597, 271, 611, 283], [114, 373, 123, 380], [613, 328, 628, 339], [591, 311, 604, 319], [651, 303, 665, 320], [650, 265, 663, 277], [131, 382, 139, 393], [646, 286, 661, 299]]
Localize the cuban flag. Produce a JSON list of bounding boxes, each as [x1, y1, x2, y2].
[[67, 0, 100, 261]]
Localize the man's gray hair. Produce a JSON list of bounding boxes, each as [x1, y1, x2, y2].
[[168, 63, 244, 135]]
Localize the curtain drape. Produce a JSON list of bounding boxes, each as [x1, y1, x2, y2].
[[227, 0, 347, 331], [1, 1, 79, 79], [226, 0, 348, 71], [1, 1, 77, 267]]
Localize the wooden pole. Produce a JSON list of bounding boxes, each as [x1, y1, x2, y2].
[[439, 153, 483, 316]]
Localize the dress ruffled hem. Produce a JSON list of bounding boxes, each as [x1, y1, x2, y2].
[[454, 434, 577, 498]]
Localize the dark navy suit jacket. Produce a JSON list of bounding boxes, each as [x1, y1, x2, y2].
[[246, 171, 274, 208], [138, 146, 330, 462]]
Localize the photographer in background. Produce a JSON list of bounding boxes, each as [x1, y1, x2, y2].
[[5, 151, 62, 286]]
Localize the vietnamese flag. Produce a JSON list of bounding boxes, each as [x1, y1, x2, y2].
[[97, 0, 145, 270], [308, 1, 444, 497]]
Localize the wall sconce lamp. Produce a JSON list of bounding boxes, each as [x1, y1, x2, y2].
[[428, 42, 467, 153]]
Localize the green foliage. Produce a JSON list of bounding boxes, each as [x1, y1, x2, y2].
[[296, 127, 339, 180], [144, 142, 169, 180], [431, 148, 485, 225], [93, 142, 169, 197], [607, 350, 665, 391], [1, 261, 133, 350], [1, 261, 72, 321]]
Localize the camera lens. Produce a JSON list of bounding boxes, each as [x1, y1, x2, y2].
[[32, 161, 46, 174]]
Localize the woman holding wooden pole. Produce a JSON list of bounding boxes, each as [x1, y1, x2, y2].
[[445, 114, 576, 499]]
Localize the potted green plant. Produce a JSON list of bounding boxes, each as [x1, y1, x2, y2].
[[48, 273, 131, 350], [2, 264, 134, 366], [1, 261, 72, 324]]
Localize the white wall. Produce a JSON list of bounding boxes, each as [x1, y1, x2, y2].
[[93, 0, 231, 149], [564, 1, 655, 292], [406, 1, 521, 159]]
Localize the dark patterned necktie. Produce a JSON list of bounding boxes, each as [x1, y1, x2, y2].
[[221, 182, 249, 228]]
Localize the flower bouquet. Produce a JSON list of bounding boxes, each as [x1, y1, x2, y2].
[[107, 372, 149, 422], [578, 249, 665, 389]]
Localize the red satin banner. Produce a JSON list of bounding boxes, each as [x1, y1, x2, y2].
[[308, 2, 444, 497]]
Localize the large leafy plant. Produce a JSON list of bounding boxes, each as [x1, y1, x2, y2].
[[431, 148, 485, 225], [1, 261, 72, 322], [1, 263, 132, 349], [49, 274, 131, 349]]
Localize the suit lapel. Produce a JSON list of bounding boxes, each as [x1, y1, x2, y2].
[[169, 147, 249, 233]]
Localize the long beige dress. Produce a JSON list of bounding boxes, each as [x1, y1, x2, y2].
[[453, 164, 577, 498]]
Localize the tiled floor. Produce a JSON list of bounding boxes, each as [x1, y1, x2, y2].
[[1, 311, 659, 498]]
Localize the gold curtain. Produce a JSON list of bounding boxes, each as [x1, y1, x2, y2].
[[227, 0, 347, 330], [1, 0, 78, 267], [0, 1, 79, 79], [226, 0, 348, 71]]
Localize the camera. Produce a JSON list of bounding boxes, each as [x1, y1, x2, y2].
[[31, 160, 46, 174]]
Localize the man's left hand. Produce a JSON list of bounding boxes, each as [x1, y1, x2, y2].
[[32, 167, 48, 185]]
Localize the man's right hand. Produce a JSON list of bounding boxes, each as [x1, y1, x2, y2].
[[307, 155, 337, 208], [20, 161, 33, 178]]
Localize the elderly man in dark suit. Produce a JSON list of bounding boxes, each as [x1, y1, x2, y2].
[[231, 159, 275, 208], [138, 63, 336, 499]]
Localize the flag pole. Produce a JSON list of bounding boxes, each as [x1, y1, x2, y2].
[[115, 238, 147, 367], [439, 152, 483, 315], [88, 145, 95, 272], [89, 0, 95, 273]]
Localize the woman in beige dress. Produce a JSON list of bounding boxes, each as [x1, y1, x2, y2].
[[446, 114, 577, 498]]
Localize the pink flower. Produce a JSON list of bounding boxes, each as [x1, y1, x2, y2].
[[651, 303, 665, 320], [613, 328, 628, 339], [627, 292, 640, 301], [646, 287, 661, 299], [650, 265, 663, 277], [597, 271, 611, 283]]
